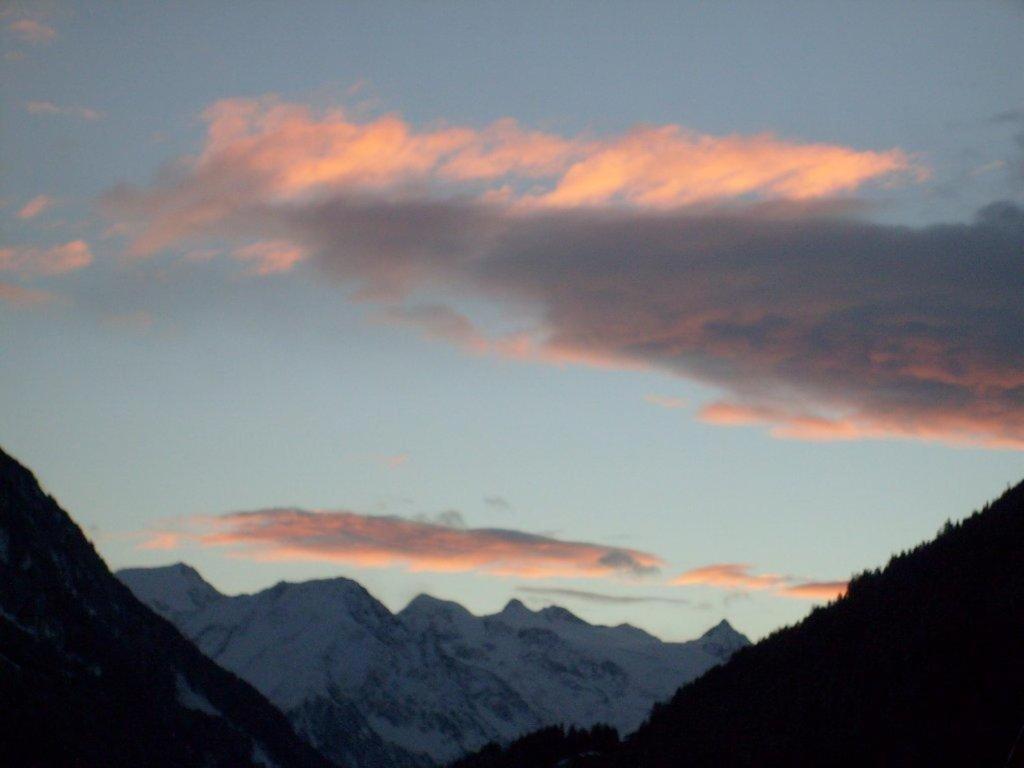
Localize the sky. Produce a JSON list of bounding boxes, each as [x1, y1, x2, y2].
[[1, 0, 1023, 641]]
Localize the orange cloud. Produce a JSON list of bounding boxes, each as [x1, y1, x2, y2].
[[139, 508, 664, 579], [8, 18, 56, 44], [106, 96, 916, 257], [0, 281, 55, 308], [779, 581, 848, 601], [698, 400, 1024, 451], [673, 563, 846, 602], [380, 453, 409, 469], [534, 126, 915, 208], [232, 239, 307, 276], [644, 394, 687, 409], [673, 563, 787, 591], [138, 532, 183, 551], [0, 240, 93, 277], [17, 195, 53, 219]]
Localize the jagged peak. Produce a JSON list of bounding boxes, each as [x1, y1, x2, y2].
[[699, 619, 750, 647], [117, 562, 220, 594], [538, 604, 586, 625], [400, 592, 469, 614], [117, 562, 224, 617], [500, 597, 532, 615]]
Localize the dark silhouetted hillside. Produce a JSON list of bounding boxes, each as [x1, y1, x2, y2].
[[455, 478, 1024, 767], [0, 447, 337, 768], [449, 724, 619, 768]]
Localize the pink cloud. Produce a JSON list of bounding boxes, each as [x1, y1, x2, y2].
[[380, 453, 409, 469], [673, 562, 847, 602], [778, 580, 848, 601], [673, 563, 787, 591], [0, 240, 93, 277], [232, 240, 307, 275], [104, 96, 916, 257], [8, 18, 56, 44], [138, 532, 183, 551], [0, 281, 55, 308], [698, 400, 1024, 451], [533, 126, 918, 208], [17, 195, 53, 219], [138, 507, 665, 579]]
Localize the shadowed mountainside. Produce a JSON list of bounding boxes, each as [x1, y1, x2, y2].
[[0, 447, 338, 768]]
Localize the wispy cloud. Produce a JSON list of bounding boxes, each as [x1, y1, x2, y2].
[[673, 563, 847, 602], [777, 580, 848, 601], [138, 507, 664, 579], [17, 195, 53, 220], [484, 495, 512, 512], [673, 563, 787, 591], [0, 281, 56, 308], [379, 453, 409, 470], [7, 18, 56, 44], [26, 101, 102, 121], [644, 394, 687, 410], [138, 532, 182, 551], [0, 240, 93, 277], [517, 585, 705, 607], [231, 239, 307, 276]]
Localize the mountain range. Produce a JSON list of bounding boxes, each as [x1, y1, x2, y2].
[[118, 562, 748, 767]]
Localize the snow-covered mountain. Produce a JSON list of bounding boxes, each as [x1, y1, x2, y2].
[[0, 448, 335, 768], [119, 564, 749, 767]]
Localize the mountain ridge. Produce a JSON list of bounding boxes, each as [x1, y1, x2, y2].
[[119, 562, 748, 767]]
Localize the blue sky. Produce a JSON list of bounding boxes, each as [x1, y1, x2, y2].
[[2, 1, 1023, 640]]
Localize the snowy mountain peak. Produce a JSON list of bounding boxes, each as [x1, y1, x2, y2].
[[698, 619, 750, 659], [701, 618, 739, 638], [537, 605, 586, 625], [496, 598, 533, 620], [117, 562, 223, 618], [400, 593, 473, 622], [264, 575, 370, 601], [119, 563, 751, 768]]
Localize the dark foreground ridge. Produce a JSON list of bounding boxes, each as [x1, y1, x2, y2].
[[0, 447, 336, 768], [454, 479, 1024, 768]]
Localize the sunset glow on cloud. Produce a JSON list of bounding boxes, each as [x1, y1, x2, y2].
[[98, 100, 1024, 451], [7, 18, 56, 44], [17, 195, 53, 220], [673, 563, 847, 602], [105, 97, 915, 257], [4, 0, 1021, 648], [0, 240, 93, 277], [231, 240, 308, 276], [143, 508, 665, 579], [0, 281, 55, 308]]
